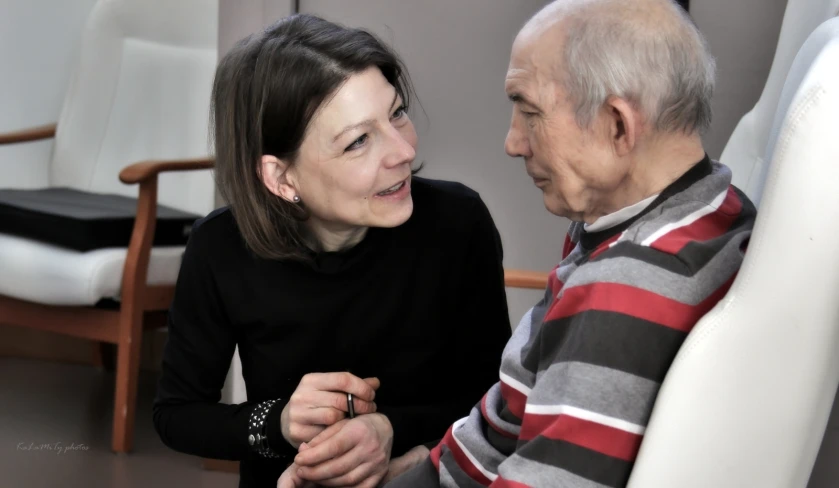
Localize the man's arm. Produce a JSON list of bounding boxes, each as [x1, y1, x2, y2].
[[430, 243, 741, 487]]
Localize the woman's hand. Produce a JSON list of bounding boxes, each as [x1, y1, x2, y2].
[[294, 413, 393, 487], [281, 373, 380, 448], [381, 444, 430, 485]]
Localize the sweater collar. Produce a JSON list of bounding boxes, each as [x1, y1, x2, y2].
[[579, 154, 713, 251]]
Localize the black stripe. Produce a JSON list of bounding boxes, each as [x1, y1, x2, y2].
[[516, 437, 634, 488], [439, 448, 489, 487], [592, 241, 693, 275], [499, 406, 523, 427], [592, 210, 753, 277], [482, 416, 519, 456], [528, 311, 688, 382]]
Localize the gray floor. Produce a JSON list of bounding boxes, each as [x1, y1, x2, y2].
[[0, 357, 238, 488], [1, 356, 839, 487]]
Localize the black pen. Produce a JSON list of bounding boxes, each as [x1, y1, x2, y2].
[[347, 392, 355, 419]]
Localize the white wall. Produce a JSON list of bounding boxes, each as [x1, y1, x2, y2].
[[298, 0, 560, 326], [0, 0, 99, 188], [692, 0, 789, 158], [217, 0, 793, 326]]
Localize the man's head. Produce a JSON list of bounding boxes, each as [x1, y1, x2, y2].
[[505, 0, 715, 222]]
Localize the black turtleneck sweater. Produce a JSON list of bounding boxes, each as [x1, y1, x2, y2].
[[152, 177, 512, 488]]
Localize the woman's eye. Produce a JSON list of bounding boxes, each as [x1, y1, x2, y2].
[[391, 105, 407, 120], [345, 134, 368, 152]]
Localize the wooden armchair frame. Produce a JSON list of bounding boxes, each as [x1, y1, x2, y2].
[[0, 123, 213, 453]]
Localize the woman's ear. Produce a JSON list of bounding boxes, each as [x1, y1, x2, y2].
[[259, 155, 298, 202]]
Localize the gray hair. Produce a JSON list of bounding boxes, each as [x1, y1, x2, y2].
[[557, 0, 716, 134]]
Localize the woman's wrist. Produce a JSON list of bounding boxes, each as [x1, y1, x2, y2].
[[248, 399, 283, 459]]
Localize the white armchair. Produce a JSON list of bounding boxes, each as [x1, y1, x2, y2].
[[0, 0, 218, 453], [628, 16, 839, 488], [720, 0, 839, 206]]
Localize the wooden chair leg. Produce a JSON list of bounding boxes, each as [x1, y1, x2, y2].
[[111, 309, 144, 453], [92, 342, 117, 370]]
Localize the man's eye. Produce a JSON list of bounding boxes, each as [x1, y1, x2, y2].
[[345, 134, 368, 152]]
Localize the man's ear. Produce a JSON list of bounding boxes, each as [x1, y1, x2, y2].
[[259, 155, 298, 202], [604, 96, 640, 157]]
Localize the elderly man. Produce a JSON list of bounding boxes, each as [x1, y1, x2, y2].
[[280, 0, 756, 486]]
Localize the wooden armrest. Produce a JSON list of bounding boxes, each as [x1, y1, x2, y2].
[[504, 269, 549, 290], [117, 156, 214, 315], [119, 157, 214, 184], [0, 123, 57, 145]]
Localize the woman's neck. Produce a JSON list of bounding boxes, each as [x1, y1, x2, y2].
[[304, 217, 369, 253]]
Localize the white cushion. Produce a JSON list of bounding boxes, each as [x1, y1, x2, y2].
[[0, 232, 183, 306]]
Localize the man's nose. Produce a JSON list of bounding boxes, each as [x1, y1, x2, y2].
[[505, 116, 532, 159]]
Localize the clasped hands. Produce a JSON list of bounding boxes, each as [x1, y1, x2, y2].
[[276, 372, 428, 488]]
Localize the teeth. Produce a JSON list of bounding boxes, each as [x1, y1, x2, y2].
[[378, 181, 404, 195]]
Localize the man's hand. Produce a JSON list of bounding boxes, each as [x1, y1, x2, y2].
[[381, 445, 431, 485], [276, 461, 316, 488], [294, 413, 393, 487], [281, 373, 380, 448]]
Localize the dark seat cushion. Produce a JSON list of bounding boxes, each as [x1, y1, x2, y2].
[[0, 187, 202, 252]]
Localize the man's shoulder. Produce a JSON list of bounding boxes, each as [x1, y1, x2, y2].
[[570, 179, 755, 302]]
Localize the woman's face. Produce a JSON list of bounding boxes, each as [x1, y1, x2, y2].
[[266, 67, 418, 232]]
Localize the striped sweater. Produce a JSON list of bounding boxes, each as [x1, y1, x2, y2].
[[388, 156, 756, 488]]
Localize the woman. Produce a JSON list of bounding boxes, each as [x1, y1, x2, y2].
[[152, 13, 511, 488]]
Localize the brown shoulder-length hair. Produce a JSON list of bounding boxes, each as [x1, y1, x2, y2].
[[210, 14, 417, 261]]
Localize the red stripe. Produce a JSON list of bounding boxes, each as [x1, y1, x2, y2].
[[562, 234, 575, 260], [491, 477, 533, 488], [434, 423, 493, 486], [650, 187, 743, 255], [519, 413, 643, 462], [544, 281, 717, 332], [547, 267, 563, 297], [589, 232, 621, 259], [429, 428, 447, 471], [499, 381, 527, 420], [481, 393, 518, 439]]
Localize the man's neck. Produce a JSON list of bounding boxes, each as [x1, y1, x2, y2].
[[586, 134, 706, 223], [304, 218, 369, 253]]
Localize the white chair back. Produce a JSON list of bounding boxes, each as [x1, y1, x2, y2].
[[629, 17, 839, 488], [50, 0, 218, 216]]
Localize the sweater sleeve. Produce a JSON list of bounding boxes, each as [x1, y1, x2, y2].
[[382, 196, 512, 456], [152, 222, 293, 461]]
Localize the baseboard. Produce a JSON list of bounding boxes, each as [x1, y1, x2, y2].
[[203, 458, 240, 474]]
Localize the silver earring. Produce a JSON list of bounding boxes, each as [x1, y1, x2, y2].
[[292, 195, 300, 203]]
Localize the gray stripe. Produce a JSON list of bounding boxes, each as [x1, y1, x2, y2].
[[483, 382, 521, 437], [526, 362, 660, 426], [502, 308, 537, 391], [556, 251, 582, 283], [499, 453, 611, 488], [564, 235, 746, 305], [628, 165, 734, 243], [448, 407, 508, 474], [440, 451, 487, 488]]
